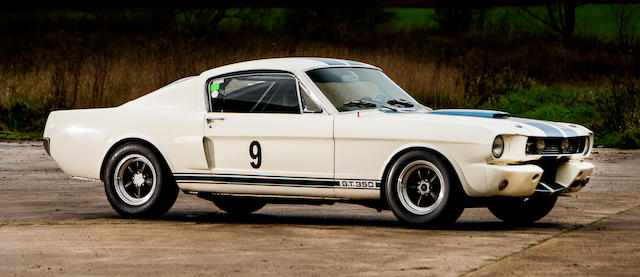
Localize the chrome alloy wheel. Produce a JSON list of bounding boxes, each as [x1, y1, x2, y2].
[[113, 154, 157, 206], [396, 160, 446, 215]]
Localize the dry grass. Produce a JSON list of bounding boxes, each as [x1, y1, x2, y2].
[[0, 40, 465, 111]]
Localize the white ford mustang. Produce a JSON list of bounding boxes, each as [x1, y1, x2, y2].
[[43, 58, 594, 225]]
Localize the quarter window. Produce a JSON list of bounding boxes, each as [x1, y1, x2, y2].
[[299, 85, 322, 113], [208, 74, 301, 114]]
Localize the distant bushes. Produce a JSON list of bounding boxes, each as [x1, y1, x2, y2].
[[482, 86, 597, 124], [595, 84, 640, 148], [0, 94, 48, 139]]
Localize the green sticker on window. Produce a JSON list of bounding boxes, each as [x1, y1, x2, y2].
[[209, 83, 220, 92]]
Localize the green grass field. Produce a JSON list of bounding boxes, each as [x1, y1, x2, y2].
[[214, 5, 639, 38], [388, 4, 640, 38]]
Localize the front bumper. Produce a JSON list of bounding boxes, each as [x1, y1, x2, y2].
[[538, 161, 593, 195], [486, 164, 543, 196], [485, 160, 594, 197]]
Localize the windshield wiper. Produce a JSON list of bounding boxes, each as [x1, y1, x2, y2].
[[387, 98, 415, 108], [343, 100, 377, 108], [343, 99, 398, 112]]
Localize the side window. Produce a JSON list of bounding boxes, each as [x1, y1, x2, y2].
[[299, 85, 322, 113], [208, 74, 300, 114]]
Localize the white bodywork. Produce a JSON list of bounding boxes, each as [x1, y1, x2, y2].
[[44, 58, 594, 201]]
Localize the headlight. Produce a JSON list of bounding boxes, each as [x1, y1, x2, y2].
[[536, 139, 546, 153], [492, 135, 504, 158]]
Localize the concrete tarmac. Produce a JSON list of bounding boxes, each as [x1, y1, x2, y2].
[[1, 141, 638, 276]]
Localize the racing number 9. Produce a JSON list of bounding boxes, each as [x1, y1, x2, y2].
[[249, 141, 261, 169]]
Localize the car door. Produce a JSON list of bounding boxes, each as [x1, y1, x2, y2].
[[200, 72, 335, 197]]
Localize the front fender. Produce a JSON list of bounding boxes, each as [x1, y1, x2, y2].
[[380, 142, 487, 197]]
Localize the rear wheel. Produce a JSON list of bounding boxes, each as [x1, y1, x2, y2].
[[212, 197, 266, 215], [385, 150, 463, 226], [103, 143, 178, 218], [488, 195, 558, 224]]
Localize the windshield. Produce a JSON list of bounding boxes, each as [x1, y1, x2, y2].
[[306, 67, 425, 112]]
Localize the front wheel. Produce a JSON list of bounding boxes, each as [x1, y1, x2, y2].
[[488, 195, 558, 224], [103, 143, 178, 218], [385, 150, 463, 226]]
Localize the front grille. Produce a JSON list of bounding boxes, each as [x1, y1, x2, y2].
[[526, 136, 587, 155]]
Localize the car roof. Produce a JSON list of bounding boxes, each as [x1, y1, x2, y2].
[[199, 57, 379, 77]]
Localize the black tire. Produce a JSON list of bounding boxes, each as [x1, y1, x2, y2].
[[385, 150, 464, 226], [103, 143, 178, 218], [212, 197, 266, 215], [488, 195, 558, 224]]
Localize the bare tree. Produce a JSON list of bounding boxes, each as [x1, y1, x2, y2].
[[523, 0, 579, 40], [610, 4, 640, 46]]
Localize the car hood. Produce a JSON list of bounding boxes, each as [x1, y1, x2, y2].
[[428, 109, 592, 138]]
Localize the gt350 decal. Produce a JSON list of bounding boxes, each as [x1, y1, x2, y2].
[[337, 180, 380, 188]]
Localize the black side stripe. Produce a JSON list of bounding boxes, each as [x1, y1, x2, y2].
[[174, 172, 380, 182], [175, 172, 334, 180], [174, 174, 381, 189], [175, 175, 339, 187], [177, 181, 379, 190]]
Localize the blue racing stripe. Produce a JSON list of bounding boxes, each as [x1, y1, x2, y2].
[[510, 118, 565, 137], [344, 60, 368, 66], [550, 123, 578, 137], [308, 58, 349, 66], [427, 109, 576, 137], [430, 109, 510, 118]]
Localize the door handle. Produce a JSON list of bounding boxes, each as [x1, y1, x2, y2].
[[205, 116, 224, 124]]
